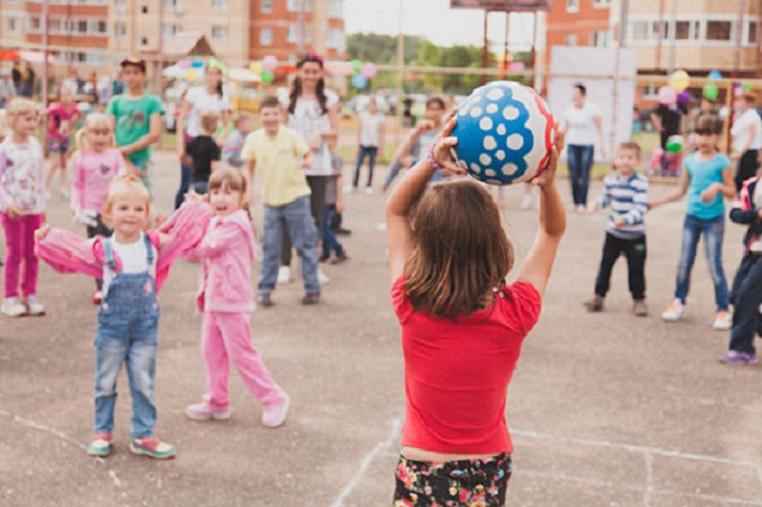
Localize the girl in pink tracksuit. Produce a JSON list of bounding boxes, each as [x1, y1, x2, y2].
[[185, 167, 290, 428]]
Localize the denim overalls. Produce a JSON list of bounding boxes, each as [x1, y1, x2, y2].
[[93, 233, 160, 439]]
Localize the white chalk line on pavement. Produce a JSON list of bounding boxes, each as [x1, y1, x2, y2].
[[329, 416, 402, 507], [0, 409, 86, 451]]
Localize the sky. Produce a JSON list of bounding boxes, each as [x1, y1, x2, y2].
[[343, 0, 537, 51]]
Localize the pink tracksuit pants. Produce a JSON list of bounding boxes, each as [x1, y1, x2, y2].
[[202, 312, 285, 410]]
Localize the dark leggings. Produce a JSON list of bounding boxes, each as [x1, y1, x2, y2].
[[729, 253, 762, 355], [353, 145, 378, 187], [86, 214, 112, 291], [567, 144, 594, 206], [281, 175, 327, 266], [736, 150, 759, 192]]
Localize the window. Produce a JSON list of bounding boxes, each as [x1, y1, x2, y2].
[[212, 0, 228, 10], [592, 30, 609, 47], [287, 0, 312, 12], [288, 23, 300, 43], [49, 18, 62, 33], [674, 21, 691, 40], [115, 0, 128, 12], [565, 0, 579, 13], [115, 21, 126, 38], [7, 17, 18, 34], [592, 0, 610, 6], [211, 25, 228, 41], [163, 23, 180, 38], [748, 21, 758, 45], [565, 33, 577, 46], [141, 36, 148, 47], [259, 27, 272, 46], [93, 20, 107, 34], [78, 20, 88, 33], [706, 20, 732, 41], [630, 21, 648, 41], [165, 0, 182, 10], [328, 0, 342, 18], [261, 0, 272, 13], [651, 20, 668, 40], [141, 5, 148, 14]]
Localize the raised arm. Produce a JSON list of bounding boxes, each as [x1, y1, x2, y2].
[[36, 227, 104, 278], [515, 134, 567, 296], [386, 117, 465, 283]]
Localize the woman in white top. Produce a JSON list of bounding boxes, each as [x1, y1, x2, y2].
[[352, 97, 384, 193], [174, 62, 231, 208], [560, 83, 604, 212], [730, 92, 762, 191], [277, 53, 340, 283]]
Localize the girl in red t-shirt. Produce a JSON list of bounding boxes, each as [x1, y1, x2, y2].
[[386, 117, 566, 506]]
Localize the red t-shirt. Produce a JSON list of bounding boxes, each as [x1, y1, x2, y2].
[[391, 277, 541, 455]]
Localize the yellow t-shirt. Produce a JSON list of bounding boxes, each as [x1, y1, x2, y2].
[[241, 127, 311, 207]]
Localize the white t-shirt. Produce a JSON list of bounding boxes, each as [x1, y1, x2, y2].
[[564, 103, 600, 147], [359, 111, 383, 147], [102, 233, 156, 294], [185, 86, 231, 138], [731, 108, 762, 152], [278, 88, 339, 176]]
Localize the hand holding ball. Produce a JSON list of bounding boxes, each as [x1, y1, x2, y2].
[[452, 81, 556, 185]]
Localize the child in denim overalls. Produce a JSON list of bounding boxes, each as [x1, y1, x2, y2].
[[37, 175, 212, 459]]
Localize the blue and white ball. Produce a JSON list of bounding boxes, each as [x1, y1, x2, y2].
[[453, 81, 556, 186]]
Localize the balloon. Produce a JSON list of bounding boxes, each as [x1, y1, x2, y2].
[[191, 60, 204, 69], [742, 81, 753, 92], [703, 83, 719, 101], [262, 55, 278, 72], [677, 91, 692, 104], [351, 74, 368, 89], [668, 69, 690, 93], [658, 86, 677, 105], [250, 61, 263, 73], [708, 70, 723, 81], [186, 69, 198, 81], [360, 62, 377, 79], [179, 59, 191, 69], [260, 69, 274, 84], [350, 59, 362, 73], [666, 135, 684, 154]]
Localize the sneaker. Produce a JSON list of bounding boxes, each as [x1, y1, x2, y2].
[[661, 300, 685, 322], [185, 402, 231, 421], [301, 293, 320, 305], [59, 189, 70, 200], [129, 437, 176, 460], [335, 227, 352, 236], [318, 253, 330, 263], [719, 350, 759, 365], [25, 295, 45, 316], [344, 184, 355, 193], [257, 293, 274, 308], [584, 295, 604, 313], [92, 291, 103, 305], [712, 310, 732, 331], [1, 297, 27, 317], [86, 432, 113, 457], [520, 194, 533, 210], [365, 186, 374, 195], [330, 251, 349, 265], [318, 269, 330, 284], [261, 394, 290, 428], [632, 299, 648, 317], [277, 266, 291, 284]]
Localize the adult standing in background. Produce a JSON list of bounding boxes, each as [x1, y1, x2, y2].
[[730, 92, 762, 192], [561, 83, 604, 212], [352, 96, 384, 193], [174, 60, 231, 208], [277, 52, 340, 285], [11, 61, 35, 98]]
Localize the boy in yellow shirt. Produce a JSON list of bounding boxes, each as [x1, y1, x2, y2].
[[241, 95, 320, 306]]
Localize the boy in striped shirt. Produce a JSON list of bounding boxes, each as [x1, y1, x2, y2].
[[585, 142, 649, 316]]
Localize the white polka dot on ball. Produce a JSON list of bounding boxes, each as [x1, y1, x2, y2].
[[483, 136, 497, 150], [479, 153, 491, 165], [496, 150, 505, 160], [479, 117, 493, 131], [501, 163, 519, 176], [502, 106, 519, 120], [469, 162, 481, 174], [496, 124, 507, 135], [486, 88, 504, 100], [485, 169, 496, 177], [486, 103, 498, 114], [469, 107, 483, 118], [506, 134, 524, 150]]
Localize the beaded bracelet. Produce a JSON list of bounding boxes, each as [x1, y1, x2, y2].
[[427, 143, 443, 171]]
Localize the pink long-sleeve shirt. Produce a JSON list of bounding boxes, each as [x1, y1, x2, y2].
[[37, 201, 213, 292], [190, 209, 257, 313], [70, 148, 125, 214]]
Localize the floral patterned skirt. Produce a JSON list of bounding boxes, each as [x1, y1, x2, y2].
[[393, 453, 512, 507]]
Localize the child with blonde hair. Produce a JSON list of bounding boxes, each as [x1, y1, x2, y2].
[[185, 167, 290, 427], [37, 175, 212, 459], [70, 113, 127, 303], [0, 98, 46, 317]]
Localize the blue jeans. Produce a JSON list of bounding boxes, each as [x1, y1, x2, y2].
[[567, 144, 594, 206], [353, 145, 378, 188], [321, 204, 344, 258], [174, 162, 192, 209], [94, 237, 159, 439], [674, 214, 729, 310], [259, 196, 320, 295], [728, 254, 762, 354]]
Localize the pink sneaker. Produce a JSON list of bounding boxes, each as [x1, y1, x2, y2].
[[262, 394, 290, 428], [185, 402, 231, 421]]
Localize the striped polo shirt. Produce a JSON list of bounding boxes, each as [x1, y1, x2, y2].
[[597, 171, 648, 239]]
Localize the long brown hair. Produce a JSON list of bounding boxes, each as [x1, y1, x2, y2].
[[209, 166, 251, 218], [405, 180, 514, 319], [288, 53, 328, 115]]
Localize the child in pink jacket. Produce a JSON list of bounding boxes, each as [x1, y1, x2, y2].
[[37, 175, 212, 459], [185, 167, 290, 428], [70, 113, 126, 303]]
